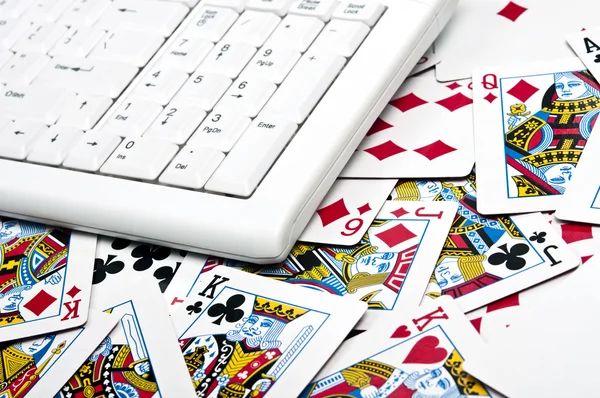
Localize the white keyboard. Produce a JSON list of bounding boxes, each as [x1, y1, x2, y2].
[[0, 0, 457, 263]]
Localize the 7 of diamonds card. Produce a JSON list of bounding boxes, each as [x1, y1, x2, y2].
[[473, 57, 600, 215], [0, 218, 95, 342]]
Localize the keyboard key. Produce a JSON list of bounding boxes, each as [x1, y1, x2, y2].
[[100, 136, 179, 180], [35, 56, 139, 98], [102, 99, 162, 137], [57, 0, 111, 27], [49, 26, 106, 57], [159, 145, 225, 189], [246, 0, 294, 16], [222, 10, 280, 47], [189, 111, 250, 152], [0, 84, 74, 124], [130, 68, 188, 105], [173, 72, 232, 111], [332, 0, 384, 26], [0, 0, 37, 19], [158, 36, 213, 73], [145, 105, 207, 144], [0, 50, 12, 69], [0, 19, 32, 49], [215, 78, 276, 117], [89, 29, 164, 67], [27, 125, 83, 165], [0, 52, 49, 84], [205, 114, 297, 196], [240, 46, 300, 84], [0, 120, 47, 160], [288, 0, 338, 21], [63, 130, 122, 171], [57, 93, 113, 130], [311, 19, 369, 57], [265, 15, 323, 52], [96, 0, 188, 37], [202, 0, 247, 13], [198, 41, 256, 78], [11, 23, 67, 53], [185, 6, 239, 42], [263, 51, 345, 123], [22, 0, 76, 23]]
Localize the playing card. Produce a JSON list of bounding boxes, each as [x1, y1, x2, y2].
[[435, 0, 600, 81], [299, 179, 397, 245], [163, 254, 218, 311], [568, 26, 600, 80], [554, 125, 600, 225], [467, 214, 598, 342], [58, 278, 195, 398], [0, 310, 117, 398], [0, 218, 96, 342], [167, 201, 457, 328], [408, 45, 441, 77], [171, 266, 367, 398], [390, 173, 580, 312], [92, 235, 187, 297], [299, 296, 495, 398], [462, 255, 600, 397], [473, 57, 600, 214], [340, 71, 474, 178]]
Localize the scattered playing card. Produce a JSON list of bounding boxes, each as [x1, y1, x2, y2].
[[299, 179, 397, 245], [163, 254, 219, 311], [408, 45, 441, 76], [435, 0, 600, 81], [59, 278, 195, 398], [92, 236, 187, 299], [171, 266, 367, 398], [167, 201, 457, 329], [463, 256, 600, 397], [390, 173, 580, 312], [300, 296, 495, 397], [466, 213, 598, 342], [0, 218, 96, 342], [340, 71, 474, 178], [568, 26, 600, 80], [473, 57, 600, 214], [0, 310, 117, 397], [555, 126, 600, 225]]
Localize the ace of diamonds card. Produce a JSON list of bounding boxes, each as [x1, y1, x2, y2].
[[0, 218, 95, 342], [473, 57, 600, 214]]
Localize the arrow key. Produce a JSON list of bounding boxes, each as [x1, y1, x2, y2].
[[145, 105, 207, 145], [27, 125, 83, 166], [57, 94, 113, 130], [0, 119, 47, 160], [130, 68, 189, 105], [63, 130, 122, 172], [214, 78, 276, 118]]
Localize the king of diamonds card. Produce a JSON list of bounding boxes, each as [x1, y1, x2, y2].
[[474, 58, 600, 214], [0, 218, 95, 341]]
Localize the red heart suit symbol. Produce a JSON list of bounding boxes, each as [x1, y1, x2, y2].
[[391, 325, 411, 339], [402, 335, 448, 364]]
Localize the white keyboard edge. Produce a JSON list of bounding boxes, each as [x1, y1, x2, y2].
[[0, 0, 457, 263]]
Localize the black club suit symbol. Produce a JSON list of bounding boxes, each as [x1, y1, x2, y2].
[[489, 243, 530, 271], [187, 301, 203, 315], [529, 231, 547, 244], [207, 294, 246, 325], [131, 244, 171, 271], [595, 54, 600, 64], [93, 255, 124, 284]]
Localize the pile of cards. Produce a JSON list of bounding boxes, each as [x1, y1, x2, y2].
[[5, 3, 600, 397]]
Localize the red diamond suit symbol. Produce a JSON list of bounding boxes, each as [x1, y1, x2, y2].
[[497, 1, 528, 22], [317, 199, 350, 227], [507, 79, 539, 103], [375, 222, 417, 249], [24, 289, 58, 316]]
